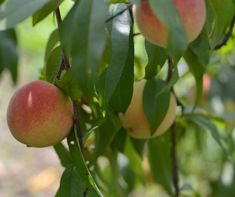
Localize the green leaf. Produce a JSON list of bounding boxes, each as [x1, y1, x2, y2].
[[103, 4, 133, 108], [44, 28, 59, 62], [149, 0, 187, 58], [130, 137, 146, 157], [0, 0, 50, 30], [45, 46, 62, 83], [94, 116, 121, 160], [0, 28, 18, 83], [185, 114, 229, 157], [189, 30, 210, 66], [111, 127, 127, 153], [0, 0, 5, 5], [148, 134, 173, 195], [124, 137, 143, 183], [56, 69, 82, 100], [33, 0, 63, 26], [109, 13, 134, 112], [60, 0, 108, 100], [207, 0, 234, 48], [144, 41, 167, 79], [184, 46, 206, 108], [67, 126, 103, 196], [56, 166, 83, 197], [53, 143, 73, 167], [143, 78, 171, 135]]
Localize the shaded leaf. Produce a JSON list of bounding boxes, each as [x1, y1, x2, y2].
[[33, 0, 63, 26], [0, 28, 18, 83], [103, 4, 133, 108], [144, 41, 167, 79], [109, 12, 134, 112], [45, 46, 62, 83], [94, 116, 121, 160], [60, 0, 107, 100], [143, 78, 171, 135], [148, 134, 173, 195], [185, 114, 229, 157], [149, 0, 187, 58], [0, 0, 50, 30], [45, 29, 59, 62], [67, 126, 103, 196], [53, 143, 73, 167]]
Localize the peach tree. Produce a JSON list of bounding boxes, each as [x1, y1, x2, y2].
[[1, 0, 235, 196]]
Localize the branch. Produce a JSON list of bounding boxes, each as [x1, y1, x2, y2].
[[214, 15, 235, 50], [106, 4, 133, 23], [54, 7, 84, 153], [171, 122, 179, 197], [55, 8, 70, 80], [167, 58, 185, 112], [167, 59, 180, 197]]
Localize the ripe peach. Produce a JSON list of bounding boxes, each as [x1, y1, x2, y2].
[[134, 0, 206, 47], [119, 80, 176, 139], [7, 80, 73, 147]]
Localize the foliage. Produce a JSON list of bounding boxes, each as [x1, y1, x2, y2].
[[1, 0, 235, 196]]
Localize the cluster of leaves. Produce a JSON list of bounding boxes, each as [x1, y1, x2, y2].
[[1, 0, 235, 196]]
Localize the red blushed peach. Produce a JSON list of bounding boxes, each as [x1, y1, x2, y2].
[[134, 0, 206, 47], [7, 80, 73, 147]]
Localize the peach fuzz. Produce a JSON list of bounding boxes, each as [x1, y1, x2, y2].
[[7, 80, 73, 147]]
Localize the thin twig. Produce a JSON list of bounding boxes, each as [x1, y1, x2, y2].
[[54, 7, 84, 152], [106, 4, 133, 23], [167, 59, 180, 197], [55, 8, 70, 80], [214, 15, 235, 50], [133, 32, 141, 37], [167, 58, 185, 112], [171, 123, 179, 197], [73, 101, 84, 153]]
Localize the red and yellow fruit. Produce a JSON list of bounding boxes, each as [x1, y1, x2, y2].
[[119, 80, 176, 139], [134, 0, 206, 47], [7, 80, 73, 147]]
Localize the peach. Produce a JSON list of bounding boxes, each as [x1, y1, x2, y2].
[[134, 0, 206, 47], [7, 80, 73, 147], [119, 80, 176, 139]]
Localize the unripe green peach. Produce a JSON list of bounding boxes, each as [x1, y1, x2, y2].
[[7, 80, 73, 147], [134, 0, 206, 47], [119, 80, 176, 139]]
